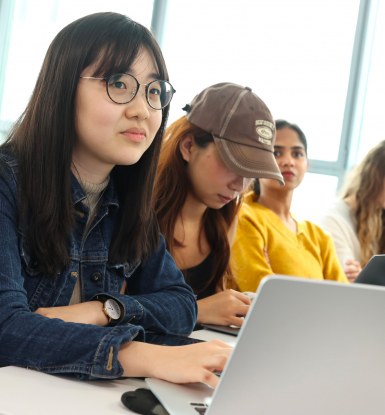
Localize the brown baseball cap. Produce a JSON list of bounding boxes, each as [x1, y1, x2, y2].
[[184, 82, 284, 184]]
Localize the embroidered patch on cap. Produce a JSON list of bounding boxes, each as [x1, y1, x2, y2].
[[255, 120, 274, 145]]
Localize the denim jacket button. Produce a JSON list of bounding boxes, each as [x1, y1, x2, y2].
[[91, 272, 102, 282]]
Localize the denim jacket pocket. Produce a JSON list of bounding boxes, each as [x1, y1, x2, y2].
[[106, 259, 141, 293], [19, 232, 76, 309]]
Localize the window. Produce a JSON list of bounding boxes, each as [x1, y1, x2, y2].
[[161, 0, 360, 219], [356, 0, 385, 162], [0, 0, 154, 140], [0, 0, 381, 221], [163, 0, 359, 161]]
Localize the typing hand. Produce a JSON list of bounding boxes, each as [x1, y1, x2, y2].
[[343, 258, 362, 282], [119, 339, 233, 388], [197, 289, 251, 327], [34, 301, 109, 326]]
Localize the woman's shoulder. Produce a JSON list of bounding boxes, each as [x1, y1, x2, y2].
[[318, 198, 355, 231], [320, 198, 352, 221], [298, 218, 333, 241], [0, 147, 19, 182], [237, 194, 279, 235], [0, 148, 19, 207], [241, 191, 271, 216]]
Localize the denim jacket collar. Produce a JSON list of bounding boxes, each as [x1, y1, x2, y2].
[[70, 171, 120, 209]]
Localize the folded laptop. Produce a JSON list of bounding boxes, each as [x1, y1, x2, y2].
[[200, 291, 256, 336], [200, 323, 240, 336], [355, 254, 385, 286], [146, 275, 385, 415]]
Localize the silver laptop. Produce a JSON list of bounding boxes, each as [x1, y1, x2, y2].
[[146, 275, 385, 415]]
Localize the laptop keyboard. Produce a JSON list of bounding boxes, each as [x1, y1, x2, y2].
[[190, 402, 208, 414]]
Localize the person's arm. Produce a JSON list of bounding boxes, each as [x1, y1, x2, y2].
[[34, 301, 109, 325], [35, 236, 197, 335], [319, 213, 360, 269], [114, 236, 197, 335], [342, 258, 362, 282], [0, 160, 196, 381], [118, 339, 233, 388], [317, 227, 349, 283], [0, 162, 144, 378]]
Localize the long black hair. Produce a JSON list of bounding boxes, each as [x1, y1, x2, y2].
[[4, 12, 170, 274]]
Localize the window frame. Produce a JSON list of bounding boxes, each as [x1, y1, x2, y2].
[[0, 0, 380, 192]]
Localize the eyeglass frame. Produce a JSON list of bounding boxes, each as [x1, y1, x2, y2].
[[79, 73, 176, 110]]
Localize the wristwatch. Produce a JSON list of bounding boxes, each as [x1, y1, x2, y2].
[[94, 294, 122, 325], [102, 298, 121, 323]]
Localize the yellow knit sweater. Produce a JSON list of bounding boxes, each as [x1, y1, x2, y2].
[[231, 192, 348, 292]]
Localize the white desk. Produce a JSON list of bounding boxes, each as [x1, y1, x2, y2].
[[0, 329, 236, 414], [0, 365, 145, 414]]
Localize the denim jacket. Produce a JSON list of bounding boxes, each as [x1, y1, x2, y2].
[[0, 151, 197, 379]]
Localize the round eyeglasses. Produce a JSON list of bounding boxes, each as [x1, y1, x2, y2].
[[80, 73, 175, 110]]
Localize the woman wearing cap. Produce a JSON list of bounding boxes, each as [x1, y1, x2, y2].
[[231, 119, 348, 292], [154, 83, 283, 327]]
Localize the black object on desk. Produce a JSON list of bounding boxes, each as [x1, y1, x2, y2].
[[121, 388, 169, 415], [355, 254, 385, 286]]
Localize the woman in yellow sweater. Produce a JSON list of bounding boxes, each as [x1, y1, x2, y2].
[[231, 119, 348, 292]]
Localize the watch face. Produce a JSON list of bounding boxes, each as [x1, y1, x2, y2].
[[104, 299, 121, 320]]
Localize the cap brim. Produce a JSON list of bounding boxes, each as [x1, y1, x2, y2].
[[213, 137, 285, 185]]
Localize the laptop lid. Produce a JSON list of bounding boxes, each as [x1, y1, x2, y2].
[[355, 254, 385, 286], [146, 275, 385, 415]]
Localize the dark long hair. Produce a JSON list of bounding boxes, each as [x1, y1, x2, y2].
[[4, 12, 170, 274], [154, 117, 241, 294]]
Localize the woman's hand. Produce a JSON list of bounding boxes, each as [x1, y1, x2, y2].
[[343, 258, 362, 282], [119, 340, 233, 388], [197, 289, 251, 326], [34, 301, 109, 326]]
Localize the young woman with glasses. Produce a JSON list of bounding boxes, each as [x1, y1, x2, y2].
[[0, 12, 231, 388]]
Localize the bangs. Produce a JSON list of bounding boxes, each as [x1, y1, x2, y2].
[[89, 21, 167, 80]]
